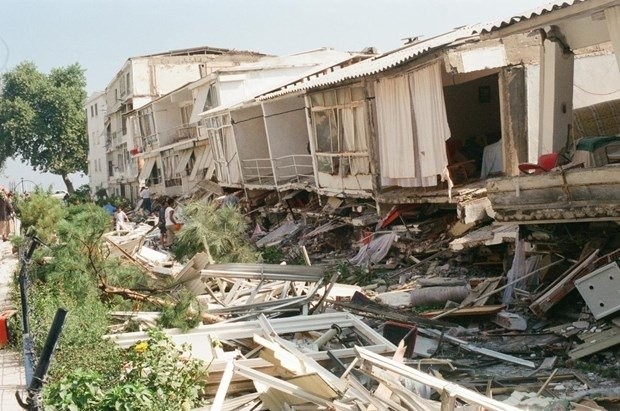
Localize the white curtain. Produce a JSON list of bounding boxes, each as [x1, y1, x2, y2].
[[408, 62, 451, 183], [341, 106, 370, 175], [353, 106, 370, 175], [375, 75, 418, 187], [605, 6, 620, 71]]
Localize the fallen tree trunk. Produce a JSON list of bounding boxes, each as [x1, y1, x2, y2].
[[99, 284, 223, 324]]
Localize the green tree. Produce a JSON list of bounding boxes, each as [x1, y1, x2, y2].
[[0, 61, 87, 193]]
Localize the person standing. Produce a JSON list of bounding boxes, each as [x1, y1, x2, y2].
[[0, 190, 14, 241], [164, 198, 179, 247], [157, 203, 167, 248], [140, 186, 152, 214], [114, 208, 130, 235]]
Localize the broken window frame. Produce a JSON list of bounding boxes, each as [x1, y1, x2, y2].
[[310, 86, 369, 177]]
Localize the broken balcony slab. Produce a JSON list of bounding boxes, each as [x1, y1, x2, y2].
[[486, 166, 620, 224], [449, 223, 518, 251]]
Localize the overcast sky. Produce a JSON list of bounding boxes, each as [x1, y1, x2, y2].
[[0, 0, 545, 190]]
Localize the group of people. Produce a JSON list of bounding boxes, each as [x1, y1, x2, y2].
[[115, 186, 244, 250], [113, 186, 179, 249]]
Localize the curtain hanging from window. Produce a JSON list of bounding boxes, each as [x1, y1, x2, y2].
[[408, 61, 451, 182], [340, 106, 370, 175], [375, 75, 417, 187]]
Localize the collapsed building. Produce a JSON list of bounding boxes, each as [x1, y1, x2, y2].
[[83, 0, 620, 409]]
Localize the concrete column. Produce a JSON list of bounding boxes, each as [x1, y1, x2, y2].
[[499, 66, 528, 176], [538, 36, 574, 155]]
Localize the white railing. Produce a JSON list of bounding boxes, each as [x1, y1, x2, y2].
[[241, 154, 316, 187], [273, 154, 315, 185], [241, 158, 275, 186]]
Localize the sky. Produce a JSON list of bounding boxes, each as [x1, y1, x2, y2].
[[0, 0, 545, 191]]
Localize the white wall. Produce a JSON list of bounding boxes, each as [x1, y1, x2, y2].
[[153, 97, 183, 147], [154, 63, 201, 96], [263, 96, 309, 159], [231, 105, 270, 162], [526, 52, 619, 163], [573, 53, 620, 109], [86, 93, 109, 194]]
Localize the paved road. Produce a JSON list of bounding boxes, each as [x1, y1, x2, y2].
[[0, 241, 25, 411]]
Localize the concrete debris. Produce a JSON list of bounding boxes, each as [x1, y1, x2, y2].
[[493, 310, 527, 331], [97, 189, 620, 409]]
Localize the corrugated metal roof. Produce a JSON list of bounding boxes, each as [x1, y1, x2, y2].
[[475, 0, 584, 34], [258, 25, 482, 100]]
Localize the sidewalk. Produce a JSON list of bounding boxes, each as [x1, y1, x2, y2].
[[0, 240, 25, 411]]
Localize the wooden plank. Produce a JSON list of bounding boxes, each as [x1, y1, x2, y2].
[[421, 304, 505, 318], [529, 251, 599, 316], [569, 325, 620, 360], [461, 277, 502, 306], [355, 347, 522, 411]]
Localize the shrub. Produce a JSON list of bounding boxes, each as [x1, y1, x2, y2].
[[44, 329, 206, 411], [172, 200, 259, 263]]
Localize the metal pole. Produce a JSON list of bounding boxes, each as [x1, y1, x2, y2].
[[18, 238, 39, 387], [27, 308, 68, 410]]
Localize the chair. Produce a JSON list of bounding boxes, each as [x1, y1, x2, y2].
[[518, 153, 560, 174]]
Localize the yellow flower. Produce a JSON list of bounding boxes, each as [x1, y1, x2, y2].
[[134, 341, 149, 353]]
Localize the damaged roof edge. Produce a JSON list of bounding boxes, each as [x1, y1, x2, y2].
[[257, 26, 483, 100], [474, 0, 619, 35]]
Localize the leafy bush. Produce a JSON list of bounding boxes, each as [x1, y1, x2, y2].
[[261, 245, 285, 264], [44, 328, 206, 411], [66, 184, 91, 205], [15, 189, 66, 243], [158, 290, 202, 331]]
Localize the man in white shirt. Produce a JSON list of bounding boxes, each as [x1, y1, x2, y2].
[[140, 186, 152, 214], [164, 198, 179, 246]]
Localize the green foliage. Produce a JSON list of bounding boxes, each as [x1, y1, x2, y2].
[[44, 329, 206, 411], [41, 204, 112, 298], [66, 184, 91, 205], [123, 328, 205, 410], [28, 283, 123, 382], [26, 204, 121, 381], [102, 195, 131, 210], [158, 290, 202, 331], [0, 61, 88, 192], [172, 201, 259, 263], [44, 371, 105, 411], [44, 330, 205, 410], [261, 245, 285, 264], [15, 190, 66, 243]]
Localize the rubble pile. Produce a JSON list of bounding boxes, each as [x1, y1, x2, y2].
[[102, 198, 620, 410]]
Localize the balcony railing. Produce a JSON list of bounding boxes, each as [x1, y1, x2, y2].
[[241, 158, 275, 186], [241, 154, 316, 187], [274, 154, 315, 185]]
